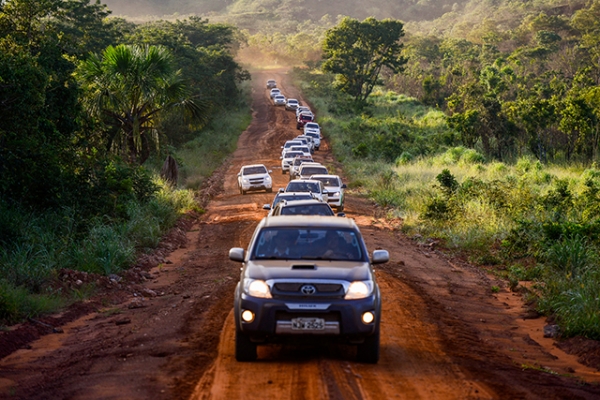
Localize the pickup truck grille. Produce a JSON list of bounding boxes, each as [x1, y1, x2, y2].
[[272, 282, 345, 298]]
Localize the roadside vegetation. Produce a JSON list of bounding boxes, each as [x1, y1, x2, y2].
[[293, 0, 600, 340], [0, 1, 250, 325], [297, 68, 600, 339]]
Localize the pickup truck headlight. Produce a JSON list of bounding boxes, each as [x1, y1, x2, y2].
[[242, 178, 249, 184], [345, 281, 373, 300], [265, 175, 272, 183], [245, 279, 272, 298]]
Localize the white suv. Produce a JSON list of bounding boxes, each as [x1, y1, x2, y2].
[[280, 150, 304, 174], [297, 163, 328, 180], [237, 164, 273, 195], [269, 88, 281, 98], [284, 179, 329, 202], [310, 174, 346, 211], [281, 140, 303, 157]]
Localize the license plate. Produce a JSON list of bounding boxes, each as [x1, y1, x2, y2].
[[291, 318, 325, 330]]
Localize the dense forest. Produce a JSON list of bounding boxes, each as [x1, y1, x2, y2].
[[0, 0, 248, 323]]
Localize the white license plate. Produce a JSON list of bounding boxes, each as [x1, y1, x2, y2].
[[291, 318, 325, 330]]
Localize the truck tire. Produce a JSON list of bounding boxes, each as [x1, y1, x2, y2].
[[356, 327, 380, 364], [235, 328, 257, 362]]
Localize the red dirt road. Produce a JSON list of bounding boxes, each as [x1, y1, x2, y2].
[[1, 71, 600, 400]]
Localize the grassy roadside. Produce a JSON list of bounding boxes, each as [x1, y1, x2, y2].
[[175, 80, 253, 189], [0, 83, 252, 327], [293, 68, 600, 340]]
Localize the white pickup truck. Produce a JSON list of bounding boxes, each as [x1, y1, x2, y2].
[[303, 122, 322, 150], [237, 164, 273, 195]]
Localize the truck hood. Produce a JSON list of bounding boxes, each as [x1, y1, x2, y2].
[[244, 259, 371, 282]]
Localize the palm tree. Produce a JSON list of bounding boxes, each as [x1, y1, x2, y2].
[[75, 44, 207, 164]]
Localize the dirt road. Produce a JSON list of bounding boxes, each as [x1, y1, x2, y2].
[[1, 71, 600, 400]]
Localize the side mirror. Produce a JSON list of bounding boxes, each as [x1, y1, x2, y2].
[[229, 247, 245, 262], [278, 188, 285, 193], [341, 184, 347, 189], [372, 250, 389, 264], [263, 204, 271, 210], [337, 212, 346, 217], [323, 190, 329, 194], [268, 170, 273, 174]]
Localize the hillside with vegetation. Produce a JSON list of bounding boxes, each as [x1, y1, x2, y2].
[[102, 0, 467, 23]]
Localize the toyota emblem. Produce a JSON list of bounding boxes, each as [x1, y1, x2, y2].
[[301, 285, 316, 295]]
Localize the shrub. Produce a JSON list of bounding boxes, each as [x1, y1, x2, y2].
[[0, 279, 65, 325], [543, 235, 596, 279]]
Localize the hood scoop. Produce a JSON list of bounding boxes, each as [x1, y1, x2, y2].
[[291, 264, 316, 270]]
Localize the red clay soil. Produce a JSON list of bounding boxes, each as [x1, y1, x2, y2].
[[2, 71, 600, 400]]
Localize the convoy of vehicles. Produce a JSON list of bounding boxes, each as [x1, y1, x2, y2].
[[228, 80, 388, 364]]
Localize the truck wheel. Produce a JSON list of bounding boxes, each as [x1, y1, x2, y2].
[[356, 327, 379, 364], [337, 204, 344, 212], [235, 329, 257, 362], [267, 188, 273, 193], [282, 170, 286, 175]]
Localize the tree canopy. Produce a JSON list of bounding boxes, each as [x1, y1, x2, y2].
[[75, 44, 207, 165], [321, 17, 407, 106]]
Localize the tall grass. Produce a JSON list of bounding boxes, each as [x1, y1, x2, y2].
[[176, 81, 253, 189], [295, 69, 600, 339]]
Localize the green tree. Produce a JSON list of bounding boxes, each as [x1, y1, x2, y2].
[[75, 44, 207, 165], [321, 17, 407, 106], [0, 0, 116, 208]]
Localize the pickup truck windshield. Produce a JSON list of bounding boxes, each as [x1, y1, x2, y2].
[[286, 181, 320, 193], [243, 166, 267, 175], [252, 228, 363, 261]]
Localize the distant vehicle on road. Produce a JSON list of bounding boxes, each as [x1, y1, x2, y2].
[[296, 112, 314, 129], [285, 98, 299, 111], [237, 164, 273, 195], [270, 88, 281, 98], [310, 174, 346, 211], [273, 95, 286, 106]]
